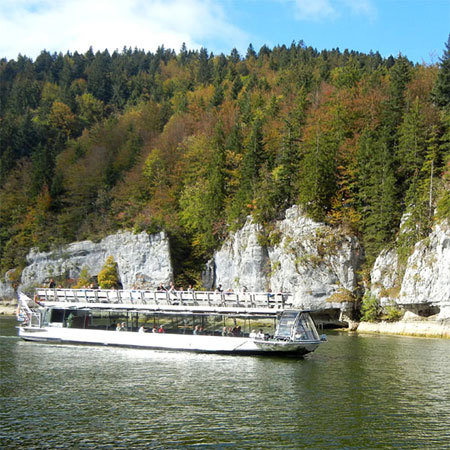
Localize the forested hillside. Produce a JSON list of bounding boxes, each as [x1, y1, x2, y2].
[[1, 39, 449, 286]]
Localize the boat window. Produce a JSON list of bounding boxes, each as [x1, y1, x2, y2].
[[275, 311, 299, 338], [50, 308, 65, 323], [296, 313, 320, 340]]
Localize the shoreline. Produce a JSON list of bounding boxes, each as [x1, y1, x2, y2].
[[354, 319, 450, 339], [0, 303, 17, 316]]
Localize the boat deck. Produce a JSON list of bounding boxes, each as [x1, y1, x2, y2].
[[34, 288, 294, 316]]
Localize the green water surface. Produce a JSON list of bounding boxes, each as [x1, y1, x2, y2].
[[1, 316, 449, 448]]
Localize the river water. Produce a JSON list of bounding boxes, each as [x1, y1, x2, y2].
[[1, 316, 449, 449]]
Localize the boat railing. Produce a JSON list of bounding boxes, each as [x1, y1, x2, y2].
[[35, 288, 293, 310]]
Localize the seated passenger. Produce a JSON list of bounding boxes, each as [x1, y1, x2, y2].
[[193, 325, 199, 335], [249, 329, 257, 338], [158, 325, 165, 333], [152, 325, 157, 333], [256, 329, 265, 339], [138, 326, 146, 333], [222, 327, 228, 336]]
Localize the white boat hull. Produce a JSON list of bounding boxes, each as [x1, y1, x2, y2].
[[18, 327, 319, 356]]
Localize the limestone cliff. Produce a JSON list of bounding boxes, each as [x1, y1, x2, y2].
[[371, 223, 450, 320], [204, 205, 363, 323], [6, 231, 172, 296]]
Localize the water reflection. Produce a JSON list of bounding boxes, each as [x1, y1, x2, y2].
[[1, 317, 449, 448]]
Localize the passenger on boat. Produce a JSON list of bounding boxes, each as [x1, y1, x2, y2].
[[116, 323, 122, 331], [49, 278, 56, 288], [158, 325, 165, 333], [193, 325, 199, 335], [222, 327, 228, 336], [256, 329, 265, 339], [157, 283, 166, 291], [152, 325, 157, 333], [232, 326, 242, 336], [120, 322, 127, 331], [249, 329, 257, 338], [66, 312, 74, 328], [168, 281, 176, 292], [138, 326, 146, 333], [215, 284, 223, 293]]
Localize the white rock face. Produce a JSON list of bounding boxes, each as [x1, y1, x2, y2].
[[19, 231, 173, 291], [213, 219, 269, 291], [370, 223, 450, 319], [399, 224, 450, 317], [210, 205, 362, 311], [370, 248, 400, 305], [0, 270, 16, 300]]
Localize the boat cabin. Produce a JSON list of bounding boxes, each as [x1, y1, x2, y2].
[[274, 310, 321, 341]]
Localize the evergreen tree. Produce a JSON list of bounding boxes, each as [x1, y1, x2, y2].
[[298, 120, 338, 222], [396, 98, 428, 197], [383, 55, 412, 136], [197, 47, 212, 85], [86, 50, 112, 102], [273, 119, 301, 211], [432, 35, 450, 109], [357, 129, 399, 265]]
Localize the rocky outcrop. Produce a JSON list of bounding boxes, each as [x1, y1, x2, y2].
[[371, 223, 450, 320], [399, 223, 450, 319], [0, 231, 173, 299], [370, 248, 400, 303], [205, 206, 363, 323], [0, 270, 16, 301], [205, 221, 269, 291]]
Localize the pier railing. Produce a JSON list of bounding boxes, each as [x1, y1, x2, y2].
[[35, 288, 293, 310]]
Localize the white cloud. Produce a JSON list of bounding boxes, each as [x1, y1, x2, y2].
[[293, 0, 337, 20], [292, 0, 376, 21], [0, 0, 249, 60], [342, 0, 377, 18]]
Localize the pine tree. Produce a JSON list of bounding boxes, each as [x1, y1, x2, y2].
[[432, 35, 450, 109], [396, 97, 427, 198], [357, 129, 399, 265], [298, 121, 338, 222]]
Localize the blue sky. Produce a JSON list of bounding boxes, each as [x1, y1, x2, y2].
[[0, 0, 448, 63]]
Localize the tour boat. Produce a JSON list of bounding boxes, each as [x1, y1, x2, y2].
[[16, 289, 326, 356]]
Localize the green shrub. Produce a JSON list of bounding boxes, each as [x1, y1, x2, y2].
[[97, 256, 120, 289], [74, 266, 92, 288], [360, 291, 380, 322], [382, 302, 404, 322]]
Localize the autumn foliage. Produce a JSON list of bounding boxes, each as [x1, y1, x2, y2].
[[1, 40, 449, 284]]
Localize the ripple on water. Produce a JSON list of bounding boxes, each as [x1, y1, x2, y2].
[[1, 321, 449, 449]]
